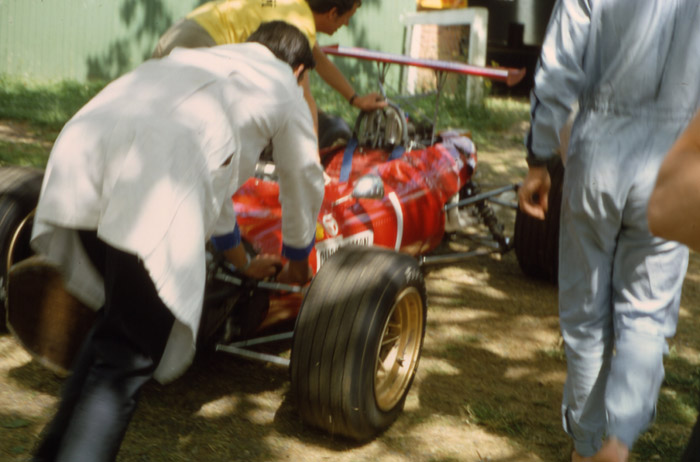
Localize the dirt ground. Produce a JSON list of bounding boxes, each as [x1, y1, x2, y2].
[[1, 120, 698, 462]]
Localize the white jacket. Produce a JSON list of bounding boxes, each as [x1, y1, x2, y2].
[[31, 43, 324, 382]]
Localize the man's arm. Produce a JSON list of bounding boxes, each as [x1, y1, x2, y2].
[[312, 43, 386, 111], [272, 94, 325, 285], [211, 226, 283, 279], [648, 110, 700, 251], [520, 0, 591, 219], [525, 0, 591, 167]]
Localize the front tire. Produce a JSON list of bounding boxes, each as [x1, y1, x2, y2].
[[0, 167, 44, 329], [290, 246, 426, 441]]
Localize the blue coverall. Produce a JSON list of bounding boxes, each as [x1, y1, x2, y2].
[[525, 0, 700, 456]]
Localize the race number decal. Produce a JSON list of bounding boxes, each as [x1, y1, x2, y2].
[[322, 213, 339, 237], [315, 230, 374, 270]]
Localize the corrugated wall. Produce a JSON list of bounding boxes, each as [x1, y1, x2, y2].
[[0, 0, 416, 87]]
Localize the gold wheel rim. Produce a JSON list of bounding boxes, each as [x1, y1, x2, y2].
[[374, 286, 424, 411], [6, 209, 34, 274]]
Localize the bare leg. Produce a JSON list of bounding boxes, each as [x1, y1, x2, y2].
[[572, 450, 594, 462], [592, 437, 629, 462]]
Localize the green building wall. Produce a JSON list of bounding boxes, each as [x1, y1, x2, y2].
[[0, 0, 416, 88]]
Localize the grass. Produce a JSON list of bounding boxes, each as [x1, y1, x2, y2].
[[0, 140, 50, 168], [0, 76, 107, 167], [0, 77, 106, 130]]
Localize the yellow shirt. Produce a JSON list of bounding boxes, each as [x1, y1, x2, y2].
[[187, 0, 316, 47]]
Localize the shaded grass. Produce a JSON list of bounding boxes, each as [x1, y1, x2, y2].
[[0, 77, 106, 130], [0, 140, 50, 168]]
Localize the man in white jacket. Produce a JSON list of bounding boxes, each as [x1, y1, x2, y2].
[[31, 21, 324, 462], [518, 1, 700, 461]]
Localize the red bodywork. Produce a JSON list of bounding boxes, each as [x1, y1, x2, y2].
[[232, 140, 476, 329]]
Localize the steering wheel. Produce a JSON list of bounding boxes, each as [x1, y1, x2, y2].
[[353, 100, 409, 150]]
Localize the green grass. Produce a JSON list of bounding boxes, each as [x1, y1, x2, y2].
[[0, 76, 107, 167], [0, 140, 50, 168], [0, 77, 106, 130]]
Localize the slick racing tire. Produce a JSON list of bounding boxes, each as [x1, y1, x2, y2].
[[290, 246, 427, 441], [0, 166, 44, 329], [318, 111, 352, 150], [514, 158, 564, 284]]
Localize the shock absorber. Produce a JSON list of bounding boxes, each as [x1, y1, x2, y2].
[[461, 180, 511, 252]]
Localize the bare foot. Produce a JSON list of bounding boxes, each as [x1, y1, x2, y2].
[[572, 450, 594, 462], [571, 450, 593, 462], [592, 438, 629, 462]]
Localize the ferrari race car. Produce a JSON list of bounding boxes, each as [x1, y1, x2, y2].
[[0, 48, 561, 442]]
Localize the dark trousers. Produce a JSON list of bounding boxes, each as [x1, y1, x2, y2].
[[33, 232, 175, 462]]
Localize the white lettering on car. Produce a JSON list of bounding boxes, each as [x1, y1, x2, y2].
[[315, 230, 374, 270]]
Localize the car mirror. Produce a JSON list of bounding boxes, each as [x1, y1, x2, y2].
[[352, 174, 385, 200]]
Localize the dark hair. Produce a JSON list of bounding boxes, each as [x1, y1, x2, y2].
[[306, 0, 360, 16], [246, 21, 315, 72]]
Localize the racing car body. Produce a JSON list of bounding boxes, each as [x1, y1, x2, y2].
[[2, 47, 541, 443], [235, 120, 476, 331]]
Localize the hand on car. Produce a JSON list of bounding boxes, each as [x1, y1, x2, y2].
[[241, 254, 283, 280], [276, 259, 313, 285], [518, 166, 551, 220], [352, 92, 387, 112]]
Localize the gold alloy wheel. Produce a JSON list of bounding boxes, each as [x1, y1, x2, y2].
[[7, 209, 34, 275], [374, 286, 424, 411]]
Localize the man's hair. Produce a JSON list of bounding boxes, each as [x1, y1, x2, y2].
[[306, 0, 360, 16], [246, 21, 315, 72]]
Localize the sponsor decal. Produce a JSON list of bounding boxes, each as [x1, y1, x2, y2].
[[322, 213, 339, 237], [315, 230, 374, 270]]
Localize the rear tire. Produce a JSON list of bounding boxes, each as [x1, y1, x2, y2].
[[318, 111, 352, 150], [0, 167, 44, 329], [290, 246, 426, 441], [514, 159, 564, 284]]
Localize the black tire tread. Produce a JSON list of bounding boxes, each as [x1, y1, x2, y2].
[[514, 159, 564, 284], [290, 246, 426, 441], [0, 166, 44, 329]]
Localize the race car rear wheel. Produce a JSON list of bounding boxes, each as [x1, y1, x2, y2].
[[290, 246, 426, 441], [0, 166, 44, 329], [318, 110, 352, 150], [514, 158, 564, 284]]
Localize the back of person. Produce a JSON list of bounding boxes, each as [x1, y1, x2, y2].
[[577, 0, 700, 118], [528, 0, 700, 160], [187, 0, 316, 46], [522, 3, 700, 460]]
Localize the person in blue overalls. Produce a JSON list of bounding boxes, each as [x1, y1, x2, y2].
[[518, 1, 700, 461]]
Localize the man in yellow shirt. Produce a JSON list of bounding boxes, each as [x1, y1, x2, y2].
[[153, 0, 386, 131]]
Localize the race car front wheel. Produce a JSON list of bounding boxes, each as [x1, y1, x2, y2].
[[0, 166, 44, 329], [290, 246, 426, 441]]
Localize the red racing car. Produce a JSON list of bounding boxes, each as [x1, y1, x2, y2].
[[1, 48, 560, 441]]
